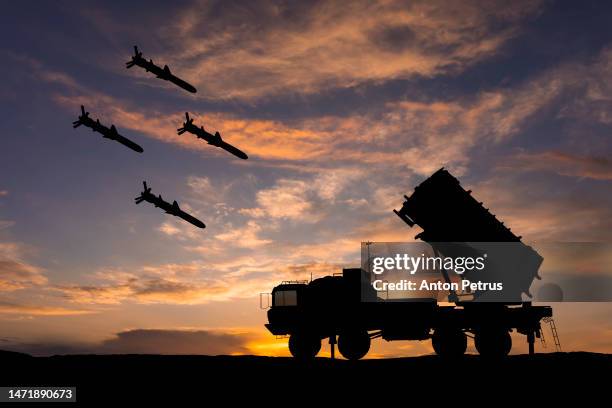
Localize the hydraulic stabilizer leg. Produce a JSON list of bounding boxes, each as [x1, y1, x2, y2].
[[329, 335, 336, 360], [528, 331, 535, 355]]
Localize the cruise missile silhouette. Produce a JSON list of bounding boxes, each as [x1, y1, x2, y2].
[[125, 46, 197, 94], [134, 181, 205, 229], [177, 112, 248, 160], [72, 105, 143, 153]]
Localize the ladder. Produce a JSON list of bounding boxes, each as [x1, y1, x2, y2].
[[543, 317, 561, 352], [539, 326, 547, 348]]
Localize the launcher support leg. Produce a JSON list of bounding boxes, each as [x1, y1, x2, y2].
[[528, 331, 535, 355], [329, 335, 336, 360]]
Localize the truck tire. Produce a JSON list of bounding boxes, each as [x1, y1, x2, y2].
[[289, 332, 321, 360], [338, 330, 370, 360], [432, 329, 467, 358], [475, 330, 512, 358]]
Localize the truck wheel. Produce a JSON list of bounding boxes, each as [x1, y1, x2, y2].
[[432, 329, 467, 358], [475, 330, 512, 358], [338, 330, 370, 360], [289, 332, 321, 360]]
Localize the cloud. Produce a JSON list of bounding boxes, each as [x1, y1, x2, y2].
[[0, 301, 92, 316], [59, 164, 378, 306], [99, 329, 252, 355], [281, 238, 360, 265], [54, 280, 228, 305], [0, 221, 15, 230], [559, 47, 612, 125], [502, 151, 612, 180], [215, 220, 272, 248], [0, 328, 254, 356], [186, 176, 227, 205], [248, 179, 312, 220], [284, 262, 344, 278], [54, 264, 230, 305], [158, 222, 182, 236], [239, 168, 364, 223], [54, 93, 332, 161], [312, 168, 364, 202], [29, 43, 605, 179], [51, 231, 364, 305], [471, 174, 612, 241], [52, 258, 282, 305], [0, 190, 12, 230], [157, 0, 544, 99], [46, 62, 564, 177], [13, 13, 610, 181], [53, 284, 134, 305], [0, 242, 47, 291], [374, 74, 563, 175]]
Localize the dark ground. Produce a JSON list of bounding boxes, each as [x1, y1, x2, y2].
[[1, 350, 609, 403]]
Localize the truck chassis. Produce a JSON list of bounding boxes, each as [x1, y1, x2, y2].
[[265, 270, 552, 360]]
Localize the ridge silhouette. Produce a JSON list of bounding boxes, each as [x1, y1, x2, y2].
[[2, 351, 607, 403]]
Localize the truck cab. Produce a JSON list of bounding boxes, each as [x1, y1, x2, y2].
[[266, 269, 439, 360]]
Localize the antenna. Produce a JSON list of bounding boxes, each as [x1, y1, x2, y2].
[[365, 241, 372, 275]]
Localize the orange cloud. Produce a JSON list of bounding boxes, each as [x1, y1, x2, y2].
[[55, 93, 332, 161], [283, 262, 344, 278], [11, 22, 608, 182], [52, 70, 563, 177], [215, 220, 272, 248], [52, 256, 293, 305], [158, 0, 544, 99], [245, 179, 313, 220], [0, 242, 47, 291], [54, 268, 231, 306], [0, 301, 93, 316], [35, 44, 609, 179]]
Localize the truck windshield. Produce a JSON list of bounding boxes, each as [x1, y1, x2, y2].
[[274, 290, 297, 306]]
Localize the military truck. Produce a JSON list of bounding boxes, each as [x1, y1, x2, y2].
[[264, 169, 552, 359]]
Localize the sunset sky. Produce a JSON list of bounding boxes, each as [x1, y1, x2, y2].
[[1, 0, 611, 357]]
